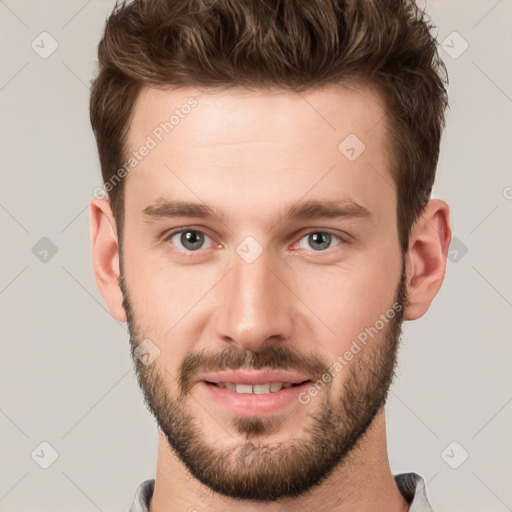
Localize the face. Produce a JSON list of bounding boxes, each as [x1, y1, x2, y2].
[[119, 85, 406, 501]]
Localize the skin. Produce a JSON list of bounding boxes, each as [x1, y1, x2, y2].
[[90, 85, 451, 512]]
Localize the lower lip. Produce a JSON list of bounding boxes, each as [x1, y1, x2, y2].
[[200, 381, 312, 416]]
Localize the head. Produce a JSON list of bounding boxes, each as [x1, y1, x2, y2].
[[90, 0, 451, 502]]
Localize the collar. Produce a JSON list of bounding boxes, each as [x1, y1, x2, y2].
[[128, 472, 434, 511]]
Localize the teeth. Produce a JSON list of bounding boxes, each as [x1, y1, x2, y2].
[[253, 384, 271, 394], [216, 382, 296, 394], [235, 383, 253, 394]]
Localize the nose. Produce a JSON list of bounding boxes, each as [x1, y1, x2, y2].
[[212, 248, 294, 352]]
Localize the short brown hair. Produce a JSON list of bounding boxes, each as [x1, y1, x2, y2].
[[90, 0, 448, 252]]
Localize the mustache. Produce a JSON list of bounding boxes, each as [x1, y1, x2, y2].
[[178, 344, 330, 395]]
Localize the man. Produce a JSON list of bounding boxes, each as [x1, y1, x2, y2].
[[89, 0, 451, 510]]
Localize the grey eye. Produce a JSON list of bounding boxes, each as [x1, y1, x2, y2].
[[298, 232, 342, 251], [169, 230, 212, 251]]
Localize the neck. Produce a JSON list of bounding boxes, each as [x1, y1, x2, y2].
[[149, 409, 409, 512]]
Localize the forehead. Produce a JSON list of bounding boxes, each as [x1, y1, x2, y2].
[[122, 84, 395, 226], [127, 84, 388, 151]]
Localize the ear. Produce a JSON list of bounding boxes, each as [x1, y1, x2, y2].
[[404, 199, 452, 321], [89, 197, 127, 322]]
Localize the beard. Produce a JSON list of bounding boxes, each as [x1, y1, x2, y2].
[[119, 263, 408, 502]]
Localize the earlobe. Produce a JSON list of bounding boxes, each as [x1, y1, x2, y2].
[[403, 199, 452, 321], [89, 197, 127, 322]]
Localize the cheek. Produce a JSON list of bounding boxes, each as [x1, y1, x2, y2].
[[123, 253, 216, 365], [124, 238, 208, 317], [292, 255, 401, 351]]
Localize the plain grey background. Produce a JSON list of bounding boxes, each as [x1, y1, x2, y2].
[[1, 1, 511, 511]]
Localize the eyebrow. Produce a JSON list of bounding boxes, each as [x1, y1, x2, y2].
[[141, 197, 372, 224]]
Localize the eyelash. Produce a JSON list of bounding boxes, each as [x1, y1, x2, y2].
[[163, 227, 346, 255]]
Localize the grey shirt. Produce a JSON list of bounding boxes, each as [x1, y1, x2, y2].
[[128, 472, 433, 511]]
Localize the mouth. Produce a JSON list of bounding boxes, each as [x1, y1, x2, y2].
[[204, 381, 310, 394], [200, 379, 313, 416]]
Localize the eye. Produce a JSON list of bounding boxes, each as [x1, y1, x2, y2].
[[296, 231, 343, 251], [166, 229, 214, 252]]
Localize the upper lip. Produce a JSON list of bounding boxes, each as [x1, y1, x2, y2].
[[198, 370, 312, 386]]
